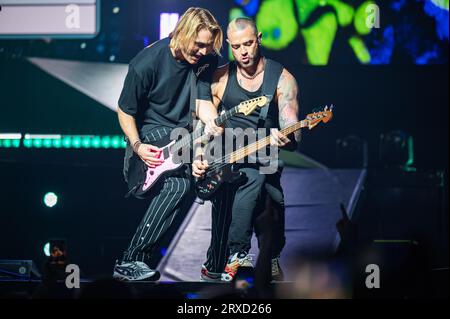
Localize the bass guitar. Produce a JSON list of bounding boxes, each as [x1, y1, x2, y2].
[[195, 106, 334, 200]]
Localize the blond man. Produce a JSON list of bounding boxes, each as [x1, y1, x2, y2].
[[115, 7, 223, 281]]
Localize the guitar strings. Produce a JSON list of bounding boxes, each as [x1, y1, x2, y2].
[[171, 98, 269, 153], [171, 105, 240, 152], [201, 111, 328, 174], [205, 119, 310, 172], [207, 135, 272, 171]]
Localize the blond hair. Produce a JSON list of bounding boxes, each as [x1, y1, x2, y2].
[[169, 7, 223, 56]]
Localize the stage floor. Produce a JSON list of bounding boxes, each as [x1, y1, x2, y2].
[[159, 168, 366, 281]]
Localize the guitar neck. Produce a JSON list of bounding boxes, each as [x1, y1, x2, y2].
[[171, 105, 240, 152], [228, 119, 307, 163], [214, 105, 239, 126]]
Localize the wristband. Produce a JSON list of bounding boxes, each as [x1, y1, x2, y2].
[[132, 140, 142, 153]]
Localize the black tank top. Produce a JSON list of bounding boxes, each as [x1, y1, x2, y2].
[[220, 60, 280, 131]]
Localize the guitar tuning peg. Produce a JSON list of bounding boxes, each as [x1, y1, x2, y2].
[[324, 105, 328, 111], [330, 104, 334, 110]]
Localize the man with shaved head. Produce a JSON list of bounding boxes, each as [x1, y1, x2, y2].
[[193, 17, 301, 282]]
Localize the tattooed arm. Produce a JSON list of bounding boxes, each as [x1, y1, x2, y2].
[[273, 68, 301, 150]]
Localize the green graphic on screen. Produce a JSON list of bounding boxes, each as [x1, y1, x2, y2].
[[230, 0, 449, 65]]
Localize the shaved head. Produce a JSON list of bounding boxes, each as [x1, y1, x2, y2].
[[226, 17, 262, 70], [227, 17, 258, 37]]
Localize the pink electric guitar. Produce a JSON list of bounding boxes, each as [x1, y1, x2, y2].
[[126, 96, 269, 198]]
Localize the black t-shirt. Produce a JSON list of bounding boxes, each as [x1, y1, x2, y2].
[[118, 37, 217, 136]]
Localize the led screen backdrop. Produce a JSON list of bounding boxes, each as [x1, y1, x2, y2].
[[0, 0, 448, 64], [231, 0, 449, 64]]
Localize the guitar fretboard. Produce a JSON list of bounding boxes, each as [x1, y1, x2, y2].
[[228, 119, 307, 163], [169, 105, 240, 153]]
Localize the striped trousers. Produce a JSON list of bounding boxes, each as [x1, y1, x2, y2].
[[122, 127, 193, 266]]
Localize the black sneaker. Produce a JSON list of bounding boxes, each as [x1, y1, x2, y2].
[[271, 257, 284, 281], [200, 265, 222, 282], [113, 260, 160, 281]]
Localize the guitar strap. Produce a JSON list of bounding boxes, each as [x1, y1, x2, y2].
[[257, 58, 284, 128], [189, 68, 197, 131], [253, 59, 284, 170]]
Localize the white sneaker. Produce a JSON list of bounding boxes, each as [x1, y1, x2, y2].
[[113, 260, 160, 281]]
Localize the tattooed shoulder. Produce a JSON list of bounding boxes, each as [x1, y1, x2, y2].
[[277, 69, 301, 142]]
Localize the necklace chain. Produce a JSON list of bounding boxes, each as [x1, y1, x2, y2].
[[238, 57, 265, 80]]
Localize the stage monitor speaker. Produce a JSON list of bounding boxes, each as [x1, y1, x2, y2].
[[0, 260, 41, 280]]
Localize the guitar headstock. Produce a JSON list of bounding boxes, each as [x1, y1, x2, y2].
[[237, 96, 268, 115], [306, 105, 334, 129]]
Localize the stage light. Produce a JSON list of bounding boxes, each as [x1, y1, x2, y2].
[[1, 133, 21, 148], [43, 242, 50, 257], [44, 192, 58, 208], [80, 42, 87, 49], [112, 6, 120, 14], [72, 136, 81, 148], [379, 130, 414, 169], [33, 138, 43, 148], [43, 139, 52, 148], [1, 133, 22, 148], [62, 136, 71, 148], [6, 134, 128, 149], [92, 136, 101, 148], [101, 136, 111, 148], [336, 135, 368, 168], [111, 136, 121, 148], [53, 139, 62, 148], [160, 13, 179, 40], [23, 139, 32, 148], [2, 139, 11, 148], [109, 55, 116, 62], [0, 133, 22, 140], [82, 136, 91, 148], [12, 139, 20, 148]]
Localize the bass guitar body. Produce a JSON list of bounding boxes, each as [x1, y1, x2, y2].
[[195, 164, 243, 200]]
